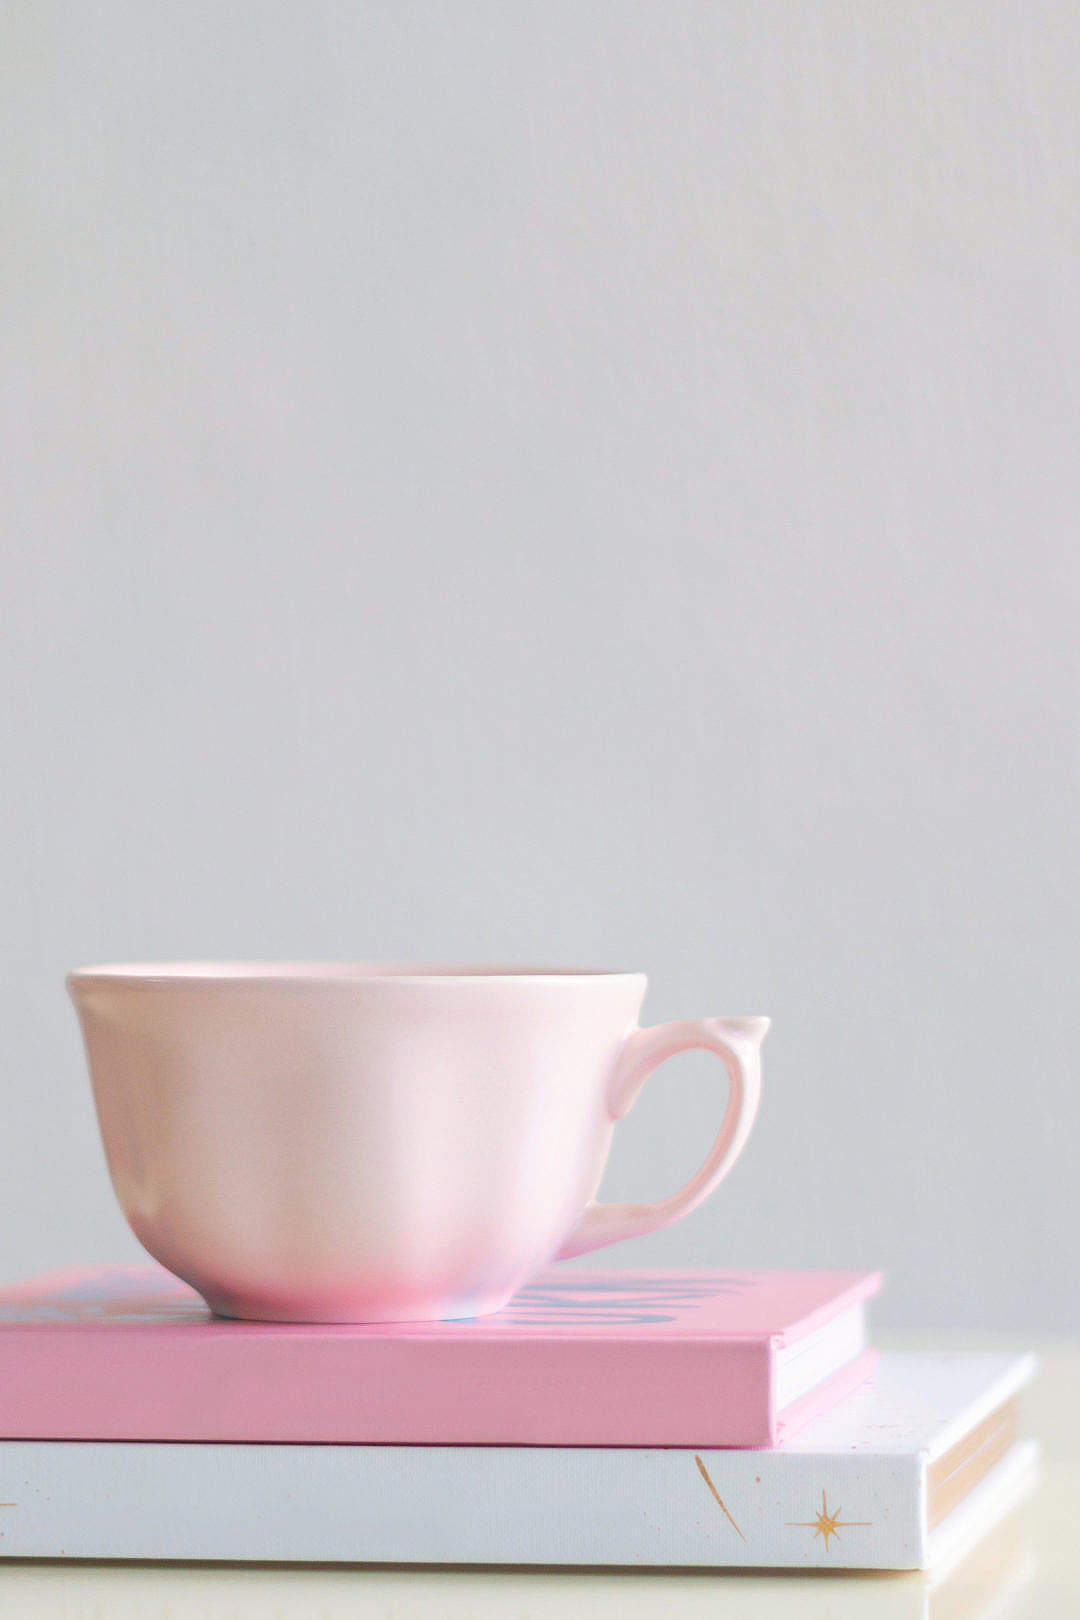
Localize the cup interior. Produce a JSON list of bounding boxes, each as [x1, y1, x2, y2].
[[67, 962, 645, 986]]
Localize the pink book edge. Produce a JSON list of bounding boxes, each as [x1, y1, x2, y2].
[[773, 1345, 880, 1443], [771, 1271, 881, 1346]]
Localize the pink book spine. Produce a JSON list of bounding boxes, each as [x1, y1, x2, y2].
[[1, 1331, 783, 1446]]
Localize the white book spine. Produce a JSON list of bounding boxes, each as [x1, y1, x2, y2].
[[0, 1438, 937, 1568]]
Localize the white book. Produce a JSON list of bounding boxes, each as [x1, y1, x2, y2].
[[0, 1353, 1036, 1571]]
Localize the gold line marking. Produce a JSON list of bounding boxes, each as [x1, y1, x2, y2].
[[694, 1455, 746, 1541]]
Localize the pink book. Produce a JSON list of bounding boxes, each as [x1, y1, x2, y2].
[[0, 1266, 880, 1447]]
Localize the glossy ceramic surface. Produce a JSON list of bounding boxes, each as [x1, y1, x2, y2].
[[68, 965, 767, 1322]]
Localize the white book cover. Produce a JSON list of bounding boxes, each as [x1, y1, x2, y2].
[[0, 1353, 1036, 1570]]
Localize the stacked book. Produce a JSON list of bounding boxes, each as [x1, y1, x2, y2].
[[0, 1265, 1035, 1570]]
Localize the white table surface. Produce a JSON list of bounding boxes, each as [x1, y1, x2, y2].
[[0, 1337, 1075, 1619]]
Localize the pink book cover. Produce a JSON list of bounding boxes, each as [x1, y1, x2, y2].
[[0, 1267, 880, 1448]]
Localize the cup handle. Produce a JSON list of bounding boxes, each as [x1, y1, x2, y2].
[[555, 1016, 769, 1261]]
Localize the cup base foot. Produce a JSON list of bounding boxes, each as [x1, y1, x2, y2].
[[200, 1288, 517, 1325]]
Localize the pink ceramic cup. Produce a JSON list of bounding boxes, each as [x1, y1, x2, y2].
[[67, 964, 768, 1323]]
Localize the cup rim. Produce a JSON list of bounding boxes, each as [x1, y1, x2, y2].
[[67, 962, 649, 990]]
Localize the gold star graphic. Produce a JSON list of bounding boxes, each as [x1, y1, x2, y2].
[[789, 1489, 870, 1550]]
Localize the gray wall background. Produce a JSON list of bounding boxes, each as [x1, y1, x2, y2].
[[1, 2, 1076, 1330]]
